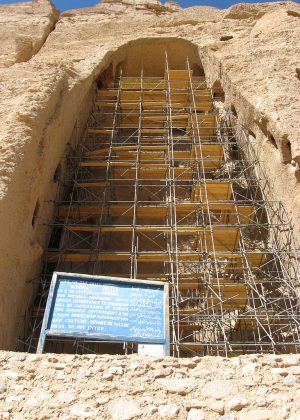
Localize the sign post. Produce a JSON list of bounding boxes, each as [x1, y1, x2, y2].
[[37, 272, 169, 355]]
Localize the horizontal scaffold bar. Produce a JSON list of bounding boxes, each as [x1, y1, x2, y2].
[[65, 225, 240, 252], [80, 165, 223, 178], [46, 251, 265, 266], [84, 144, 224, 161], [84, 144, 223, 153], [76, 179, 230, 201], [57, 203, 255, 224]]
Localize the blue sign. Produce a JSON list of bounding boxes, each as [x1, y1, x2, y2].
[[37, 272, 169, 354]]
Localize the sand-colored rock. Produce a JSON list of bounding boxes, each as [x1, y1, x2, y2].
[[0, 0, 299, 350], [0, 0, 59, 67], [0, 352, 299, 419]]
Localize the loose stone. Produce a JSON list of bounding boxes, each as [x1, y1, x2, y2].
[[288, 365, 300, 375], [108, 366, 124, 375], [56, 391, 76, 403], [108, 398, 141, 420], [157, 404, 179, 418], [0, 383, 7, 393], [239, 409, 275, 420], [186, 409, 206, 420], [102, 373, 114, 381], [271, 368, 288, 376], [156, 378, 196, 395], [241, 363, 258, 376], [96, 396, 110, 405], [185, 400, 208, 410], [210, 401, 225, 414], [180, 360, 197, 369], [227, 396, 249, 411], [284, 374, 297, 386], [202, 380, 234, 399], [70, 403, 98, 418]]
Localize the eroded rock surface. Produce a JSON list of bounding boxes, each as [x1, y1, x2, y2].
[[0, 0, 59, 67], [0, 352, 299, 419]]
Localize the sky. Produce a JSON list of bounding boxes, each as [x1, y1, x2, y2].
[[0, 0, 299, 12]]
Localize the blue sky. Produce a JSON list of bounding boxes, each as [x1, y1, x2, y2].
[[0, 0, 299, 12]]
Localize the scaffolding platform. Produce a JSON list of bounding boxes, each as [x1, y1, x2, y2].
[[19, 56, 300, 357]]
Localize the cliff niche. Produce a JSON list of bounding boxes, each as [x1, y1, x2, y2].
[[0, 0, 300, 417]]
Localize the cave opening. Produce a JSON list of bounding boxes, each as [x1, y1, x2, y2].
[[17, 39, 300, 357]]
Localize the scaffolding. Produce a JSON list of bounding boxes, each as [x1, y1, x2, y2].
[[19, 55, 300, 356]]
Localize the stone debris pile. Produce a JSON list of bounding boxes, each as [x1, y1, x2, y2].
[[0, 352, 299, 419]]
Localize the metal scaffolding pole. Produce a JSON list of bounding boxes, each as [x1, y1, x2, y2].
[[18, 58, 300, 356]]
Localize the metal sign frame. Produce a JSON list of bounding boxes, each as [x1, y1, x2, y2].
[[37, 272, 170, 355]]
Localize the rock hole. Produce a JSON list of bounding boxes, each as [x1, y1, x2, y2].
[[212, 80, 225, 102], [32, 200, 40, 227], [96, 63, 114, 89], [53, 163, 62, 183], [281, 140, 292, 163], [268, 133, 278, 149], [287, 10, 300, 17], [231, 104, 237, 117], [220, 35, 233, 41], [248, 129, 256, 139], [192, 63, 205, 76], [48, 226, 64, 249], [296, 68, 300, 81]]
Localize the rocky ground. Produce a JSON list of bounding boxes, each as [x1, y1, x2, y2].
[[0, 352, 299, 419]]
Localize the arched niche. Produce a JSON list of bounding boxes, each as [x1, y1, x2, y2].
[[96, 37, 204, 83]]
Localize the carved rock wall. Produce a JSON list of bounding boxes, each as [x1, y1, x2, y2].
[[0, 0, 300, 349]]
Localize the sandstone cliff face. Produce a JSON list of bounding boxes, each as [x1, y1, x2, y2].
[[0, 0, 299, 349], [0, 0, 59, 67]]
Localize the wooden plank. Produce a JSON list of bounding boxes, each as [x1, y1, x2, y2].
[[57, 203, 254, 220], [67, 225, 201, 233], [97, 90, 118, 97], [95, 101, 116, 108], [80, 161, 169, 168], [85, 145, 168, 157], [169, 93, 190, 102], [87, 128, 113, 135], [192, 90, 211, 99], [81, 161, 134, 168], [178, 324, 202, 331], [192, 181, 231, 201], [46, 250, 264, 265], [142, 101, 166, 109], [187, 114, 217, 136], [65, 224, 240, 252], [169, 81, 190, 89], [179, 297, 247, 312], [165, 70, 192, 80], [84, 144, 223, 163], [141, 129, 168, 134], [66, 224, 235, 234], [193, 102, 213, 112], [76, 181, 109, 188], [121, 82, 166, 90], [178, 280, 247, 291], [196, 227, 240, 252], [176, 342, 206, 351], [113, 168, 168, 180], [112, 165, 220, 180]]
